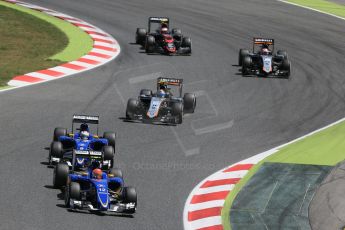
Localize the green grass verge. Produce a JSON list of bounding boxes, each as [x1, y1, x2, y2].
[[0, 1, 93, 61], [0, 1, 92, 87], [286, 0, 345, 17]]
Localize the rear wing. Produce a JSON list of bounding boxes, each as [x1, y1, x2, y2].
[[71, 150, 103, 170], [252, 38, 274, 52], [148, 17, 169, 32], [157, 77, 183, 97], [157, 77, 183, 86], [72, 114, 99, 135], [73, 115, 99, 124], [253, 38, 274, 45], [74, 150, 103, 158], [149, 17, 169, 24]]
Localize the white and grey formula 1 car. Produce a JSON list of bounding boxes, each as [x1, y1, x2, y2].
[[238, 38, 291, 78]]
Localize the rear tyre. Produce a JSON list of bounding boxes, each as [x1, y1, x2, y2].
[[109, 168, 123, 179], [103, 145, 115, 161], [135, 28, 146, 44], [172, 28, 182, 36], [53, 127, 67, 141], [145, 36, 155, 53], [126, 98, 139, 119], [238, 49, 250, 66], [139, 89, 152, 96], [53, 163, 69, 189], [172, 102, 183, 124], [183, 93, 196, 114], [277, 50, 288, 60]]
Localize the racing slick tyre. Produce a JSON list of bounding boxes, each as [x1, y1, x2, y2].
[[126, 98, 139, 120], [172, 102, 183, 124], [53, 163, 69, 189], [238, 49, 250, 66], [103, 145, 115, 161], [51, 141, 63, 158], [172, 28, 182, 36], [172, 28, 182, 41], [139, 89, 152, 96], [282, 59, 291, 79], [109, 168, 123, 179], [242, 56, 252, 75], [182, 37, 192, 54], [122, 186, 137, 206], [53, 127, 67, 141], [135, 28, 146, 44], [103, 132, 116, 150], [65, 182, 80, 207], [183, 93, 196, 114], [277, 50, 288, 60], [145, 35, 155, 53]]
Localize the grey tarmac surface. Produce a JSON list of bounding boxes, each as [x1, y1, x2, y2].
[[1, 0, 345, 229], [309, 161, 345, 230]]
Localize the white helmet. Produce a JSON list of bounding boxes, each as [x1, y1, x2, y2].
[[80, 130, 89, 140], [161, 27, 168, 34]]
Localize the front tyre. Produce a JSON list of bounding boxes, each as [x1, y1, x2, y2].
[[172, 102, 183, 124], [126, 98, 139, 120]]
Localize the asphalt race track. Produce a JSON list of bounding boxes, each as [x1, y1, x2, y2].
[[1, 0, 345, 229]]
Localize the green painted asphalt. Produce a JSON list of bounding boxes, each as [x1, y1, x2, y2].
[[0, 0, 92, 62], [223, 119, 345, 229]]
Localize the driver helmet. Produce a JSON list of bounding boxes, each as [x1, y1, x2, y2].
[[161, 26, 169, 34], [80, 123, 89, 131], [261, 48, 270, 55], [158, 84, 167, 97], [80, 130, 89, 140], [92, 168, 103, 179]]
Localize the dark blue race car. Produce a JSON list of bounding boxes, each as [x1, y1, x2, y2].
[[53, 151, 137, 215], [48, 115, 116, 170]]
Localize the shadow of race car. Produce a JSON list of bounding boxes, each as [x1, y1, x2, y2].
[[238, 38, 291, 78], [48, 115, 116, 170], [135, 17, 191, 55], [125, 77, 196, 125]]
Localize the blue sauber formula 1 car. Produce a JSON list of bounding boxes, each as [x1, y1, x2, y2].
[[53, 151, 137, 215], [48, 115, 116, 169]]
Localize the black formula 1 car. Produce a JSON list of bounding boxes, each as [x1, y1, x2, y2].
[[238, 38, 291, 78], [125, 77, 196, 125], [135, 17, 192, 55]]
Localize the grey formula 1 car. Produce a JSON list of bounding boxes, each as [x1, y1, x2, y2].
[[125, 77, 196, 125], [238, 38, 291, 78]]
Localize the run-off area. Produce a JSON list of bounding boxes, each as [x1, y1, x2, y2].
[[230, 163, 331, 230]]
